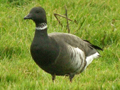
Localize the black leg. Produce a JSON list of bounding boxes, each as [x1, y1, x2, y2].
[[69, 74, 75, 82], [52, 74, 56, 82]]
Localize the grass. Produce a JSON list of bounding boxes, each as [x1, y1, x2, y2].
[[0, 0, 120, 89]]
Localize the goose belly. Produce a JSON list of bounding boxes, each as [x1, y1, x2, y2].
[[40, 46, 86, 75]]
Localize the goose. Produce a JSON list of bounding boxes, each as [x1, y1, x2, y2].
[[24, 6, 102, 82]]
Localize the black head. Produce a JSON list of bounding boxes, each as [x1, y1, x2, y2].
[[24, 7, 47, 26]]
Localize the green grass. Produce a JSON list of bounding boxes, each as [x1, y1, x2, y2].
[[0, 0, 120, 89]]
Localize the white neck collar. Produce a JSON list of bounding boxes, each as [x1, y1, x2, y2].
[[36, 23, 47, 30]]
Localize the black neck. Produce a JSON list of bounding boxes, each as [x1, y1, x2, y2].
[[34, 29, 48, 43], [31, 27, 59, 66], [35, 22, 47, 27]]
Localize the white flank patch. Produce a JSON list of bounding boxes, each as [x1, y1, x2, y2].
[[85, 52, 100, 68], [75, 47, 85, 60], [74, 47, 86, 73], [36, 25, 47, 30], [68, 45, 86, 73]]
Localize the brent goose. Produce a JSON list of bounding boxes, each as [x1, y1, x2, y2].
[[24, 7, 102, 82]]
